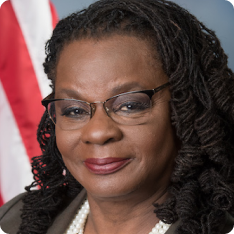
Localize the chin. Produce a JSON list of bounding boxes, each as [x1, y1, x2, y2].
[[83, 177, 147, 201]]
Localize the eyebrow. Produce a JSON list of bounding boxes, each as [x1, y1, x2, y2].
[[110, 81, 147, 95], [56, 81, 148, 100]]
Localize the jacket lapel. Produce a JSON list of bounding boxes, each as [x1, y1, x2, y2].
[[47, 189, 87, 234], [165, 220, 180, 234], [46, 189, 180, 234]]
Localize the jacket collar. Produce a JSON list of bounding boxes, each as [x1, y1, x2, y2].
[[46, 189, 179, 234], [47, 189, 87, 234]]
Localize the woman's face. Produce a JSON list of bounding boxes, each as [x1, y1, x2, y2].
[[55, 35, 178, 201]]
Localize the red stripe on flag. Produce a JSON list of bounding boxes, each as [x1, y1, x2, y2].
[[49, 1, 59, 28], [0, 193, 3, 207], [0, 1, 44, 160]]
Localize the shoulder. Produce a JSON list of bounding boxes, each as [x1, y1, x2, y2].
[[222, 212, 234, 234], [0, 193, 25, 233], [0, 189, 86, 234], [165, 212, 234, 234]]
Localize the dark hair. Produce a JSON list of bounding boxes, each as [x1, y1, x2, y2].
[[18, 0, 234, 233]]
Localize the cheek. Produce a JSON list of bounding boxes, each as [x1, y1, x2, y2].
[[133, 117, 178, 173], [136, 122, 176, 154], [56, 129, 86, 184], [55, 128, 80, 163]]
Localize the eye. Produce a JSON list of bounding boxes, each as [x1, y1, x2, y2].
[[116, 101, 150, 112], [111, 93, 151, 116], [61, 106, 90, 118], [111, 92, 151, 116], [55, 100, 90, 120]]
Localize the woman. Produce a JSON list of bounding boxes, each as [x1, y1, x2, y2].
[[0, 0, 234, 233]]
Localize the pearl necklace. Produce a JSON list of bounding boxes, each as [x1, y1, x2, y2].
[[65, 199, 171, 234]]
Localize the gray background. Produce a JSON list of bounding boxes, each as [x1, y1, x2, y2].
[[50, 0, 234, 71]]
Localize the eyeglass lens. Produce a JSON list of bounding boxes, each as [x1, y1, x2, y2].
[[47, 92, 152, 130]]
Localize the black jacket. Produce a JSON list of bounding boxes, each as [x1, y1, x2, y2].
[[0, 190, 233, 234]]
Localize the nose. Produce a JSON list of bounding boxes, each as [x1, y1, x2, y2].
[[80, 103, 123, 145]]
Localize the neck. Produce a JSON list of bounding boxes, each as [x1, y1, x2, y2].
[[85, 189, 168, 234]]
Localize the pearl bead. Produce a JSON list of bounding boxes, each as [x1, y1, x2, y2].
[[64, 199, 171, 234]]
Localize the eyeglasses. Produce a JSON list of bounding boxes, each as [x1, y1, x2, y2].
[[41, 82, 169, 130]]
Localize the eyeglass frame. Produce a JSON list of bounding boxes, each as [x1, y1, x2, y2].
[[41, 82, 170, 126]]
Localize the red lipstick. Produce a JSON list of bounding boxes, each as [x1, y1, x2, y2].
[[84, 157, 131, 175]]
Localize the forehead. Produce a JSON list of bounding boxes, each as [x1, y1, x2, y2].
[[55, 35, 168, 100]]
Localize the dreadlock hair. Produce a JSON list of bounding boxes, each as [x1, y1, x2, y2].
[[18, 0, 234, 233]]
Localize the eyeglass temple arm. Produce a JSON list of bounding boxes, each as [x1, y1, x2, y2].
[[153, 82, 170, 94], [41, 92, 55, 107]]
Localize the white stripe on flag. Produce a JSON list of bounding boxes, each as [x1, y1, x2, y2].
[[11, 0, 53, 98], [0, 81, 33, 203]]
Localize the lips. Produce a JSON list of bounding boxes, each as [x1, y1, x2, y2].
[[84, 157, 132, 175]]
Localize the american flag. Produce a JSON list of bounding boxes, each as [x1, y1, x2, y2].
[[0, 0, 58, 206]]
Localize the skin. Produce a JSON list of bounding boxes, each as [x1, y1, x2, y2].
[[55, 35, 178, 234]]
